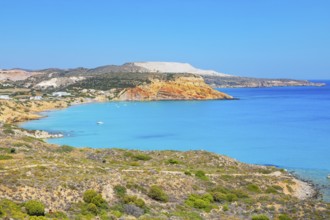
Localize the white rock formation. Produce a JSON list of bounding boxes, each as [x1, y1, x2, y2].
[[35, 76, 85, 89], [131, 62, 231, 77]]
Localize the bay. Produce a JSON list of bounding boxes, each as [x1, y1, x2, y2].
[[21, 80, 330, 201]]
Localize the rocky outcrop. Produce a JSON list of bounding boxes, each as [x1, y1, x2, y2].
[[12, 129, 63, 139], [115, 75, 233, 101], [0, 100, 68, 123]]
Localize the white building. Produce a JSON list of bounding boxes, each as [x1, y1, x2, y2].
[[30, 96, 43, 100], [0, 95, 11, 100]]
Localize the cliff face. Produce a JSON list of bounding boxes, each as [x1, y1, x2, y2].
[[115, 75, 233, 101]]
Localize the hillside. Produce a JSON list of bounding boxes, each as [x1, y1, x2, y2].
[[0, 124, 329, 219], [1, 62, 324, 91], [7, 71, 233, 101], [0, 69, 42, 81]]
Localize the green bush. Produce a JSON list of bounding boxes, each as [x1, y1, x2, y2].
[[251, 214, 269, 220], [193, 199, 209, 209], [91, 194, 106, 207], [195, 170, 209, 181], [232, 189, 249, 198], [132, 154, 152, 161], [278, 214, 292, 220], [87, 203, 98, 215], [147, 185, 169, 202], [83, 190, 98, 203], [0, 206, 4, 217], [265, 186, 278, 194], [185, 193, 214, 212], [111, 210, 123, 218], [114, 185, 127, 197], [184, 171, 192, 176], [167, 158, 180, 164], [209, 186, 248, 203], [222, 203, 229, 211], [25, 200, 45, 216], [56, 145, 74, 153], [123, 195, 146, 208], [83, 190, 106, 207], [246, 184, 261, 193], [212, 192, 238, 202]]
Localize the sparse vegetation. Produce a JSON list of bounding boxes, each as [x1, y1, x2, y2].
[[0, 129, 327, 219], [0, 155, 13, 160]]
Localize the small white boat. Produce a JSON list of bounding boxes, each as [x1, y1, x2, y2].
[[97, 121, 104, 125], [327, 175, 330, 179]]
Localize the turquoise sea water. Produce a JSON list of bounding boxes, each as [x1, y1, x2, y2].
[[21, 81, 330, 201]]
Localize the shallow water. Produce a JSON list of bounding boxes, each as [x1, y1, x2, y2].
[[21, 80, 330, 201]]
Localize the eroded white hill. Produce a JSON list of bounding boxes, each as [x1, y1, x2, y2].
[[131, 62, 231, 76]]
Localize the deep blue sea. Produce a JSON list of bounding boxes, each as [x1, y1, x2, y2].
[[21, 81, 330, 201]]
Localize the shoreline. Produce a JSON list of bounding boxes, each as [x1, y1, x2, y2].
[[287, 171, 320, 200], [3, 98, 324, 202]]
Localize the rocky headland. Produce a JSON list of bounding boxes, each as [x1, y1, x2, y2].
[[114, 75, 232, 101]]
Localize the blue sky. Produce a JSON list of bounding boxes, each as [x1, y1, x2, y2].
[[0, 0, 329, 79]]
